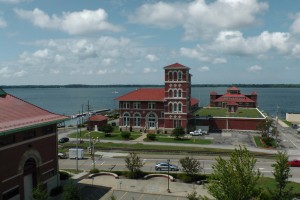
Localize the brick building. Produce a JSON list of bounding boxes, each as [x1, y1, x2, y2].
[[0, 88, 68, 200], [116, 63, 199, 133]]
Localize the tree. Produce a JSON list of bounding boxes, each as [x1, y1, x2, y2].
[[125, 152, 144, 179], [63, 181, 81, 200], [257, 118, 273, 138], [101, 124, 114, 136], [121, 131, 131, 140], [271, 151, 294, 200], [172, 127, 185, 139], [180, 156, 202, 181], [207, 146, 261, 200], [32, 182, 48, 200]]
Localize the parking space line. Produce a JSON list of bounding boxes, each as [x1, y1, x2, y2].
[[119, 191, 127, 200], [137, 194, 144, 200]]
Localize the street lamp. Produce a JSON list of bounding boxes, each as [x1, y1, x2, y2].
[[167, 159, 170, 193]]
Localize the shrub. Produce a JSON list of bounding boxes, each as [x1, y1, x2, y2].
[[90, 168, 100, 174], [121, 131, 131, 140], [129, 126, 133, 132], [147, 133, 156, 141], [50, 186, 63, 197], [59, 171, 70, 180], [111, 122, 116, 126]]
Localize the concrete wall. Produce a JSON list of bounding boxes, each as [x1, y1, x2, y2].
[[286, 113, 300, 123]]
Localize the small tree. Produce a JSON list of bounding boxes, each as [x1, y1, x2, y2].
[[172, 127, 185, 139], [257, 118, 273, 138], [147, 133, 156, 141], [63, 181, 81, 200], [271, 151, 294, 200], [32, 182, 48, 200], [180, 156, 202, 181], [121, 131, 131, 140], [125, 152, 144, 179], [208, 146, 261, 200], [101, 124, 114, 136]]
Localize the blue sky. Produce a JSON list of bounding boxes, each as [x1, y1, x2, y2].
[[1, 0, 300, 85]]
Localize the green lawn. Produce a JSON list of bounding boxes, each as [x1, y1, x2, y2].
[[258, 177, 300, 195], [68, 130, 142, 140], [144, 135, 212, 144], [194, 107, 264, 118]]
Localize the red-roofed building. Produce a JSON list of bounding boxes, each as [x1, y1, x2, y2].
[[87, 114, 108, 131], [116, 63, 199, 133], [210, 86, 257, 110], [0, 88, 68, 200]]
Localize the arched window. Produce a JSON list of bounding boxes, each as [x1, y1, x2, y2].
[[178, 89, 182, 97], [173, 71, 177, 81], [168, 90, 173, 98], [178, 71, 182, 81], [148, 113, 157, 128], [169, 103, 172, 113], [178, 103, 182, 112], [123, 113, 130, 126], [168, 71, 173, 81], [174, 89, 177, 97], [173, 103, 178, 112], [133, 113, 141, 126]]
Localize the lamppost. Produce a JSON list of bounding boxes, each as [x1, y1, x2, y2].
[[167, 159, 170, 193]]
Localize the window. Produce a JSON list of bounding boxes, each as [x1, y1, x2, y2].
[[161, 112, 165, 118], [174, 90, 177, 97], [123, 102, 130, 109], [169, 104, 172, 113], [178, 89, 182, 97], [134, 113, 141, 126], [148, 113, 157, 128], [148, 102, 156, 109], [133, 102, 140, 109], [173, 103, 178, 112], [168, 71, 173, 81], [123, 113, 130, 126], [178, 103, 182, 112], [168, 90, 172, 98], [178, 71, 182, 81], [174, 120, 181, 128]]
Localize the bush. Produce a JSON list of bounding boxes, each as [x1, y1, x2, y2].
[[262, 136, 275, 147], [129, 126, 133, 132], [147, 133, 156, 141], [50, 186, 63, 197], [59, 171, 70, 180], [90, 168, 100, 174], [111, 122, 116, 126], [121, 131, 131, 140]]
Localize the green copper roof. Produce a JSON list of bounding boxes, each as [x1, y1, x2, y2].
[[0, 88, 7, 97]]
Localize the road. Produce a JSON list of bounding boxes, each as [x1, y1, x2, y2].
[[59, 153, 300, 183]]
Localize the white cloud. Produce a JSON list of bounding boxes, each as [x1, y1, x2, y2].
[[145, 54, 158, 62], [143, 67, 157, 74], [130, 0, 268, 40], [214, 31, 290, 55], [290, 13, 300, 35], [198, 66, 210, 72], [291, 44, 300, 58], [0, 66, 27, 78], [0, 0, 30, 3], [180, 45, 227, 64], [14, 8, 122, 35], [247, 65, 262, 72], [0, 16, 7, 28]]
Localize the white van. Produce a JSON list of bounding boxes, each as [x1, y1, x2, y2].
[[68, 148, 84, 159]]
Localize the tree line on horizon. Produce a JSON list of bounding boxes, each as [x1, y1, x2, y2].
[[1, 83, 300, 89]]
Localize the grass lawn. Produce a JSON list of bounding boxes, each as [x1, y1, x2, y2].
[[194, 107, 264, 118], [283, 120, 293, 127], [68, 130, 142, 140], [253, 136, 277, 148], [144, 135, 212, 144], [258, 177, 300, 195]]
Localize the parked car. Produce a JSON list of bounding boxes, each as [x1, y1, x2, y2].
[[288, 159, 300, 167], [59, 137, 69, 143], [189, 129, 202, 136], [155, 162, 179, 171], [58, 152, 67, 159], [201, 130, 209, 135]]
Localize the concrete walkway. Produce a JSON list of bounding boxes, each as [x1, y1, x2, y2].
[[79, 175, 211, 200], [134, 133, 147, 142]]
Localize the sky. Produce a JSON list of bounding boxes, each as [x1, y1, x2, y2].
[[1, 0, 300, 85]]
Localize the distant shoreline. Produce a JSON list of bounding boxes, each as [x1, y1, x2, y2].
[[0, 84, 300, 89], [1, 84, 300, 89]]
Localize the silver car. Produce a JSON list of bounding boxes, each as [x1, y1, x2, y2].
[[155, 162, 179, 171]]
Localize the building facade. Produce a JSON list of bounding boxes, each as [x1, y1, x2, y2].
[[0, 88, 67, 200], [116, 63, 199, 133], [210, 86, 257, 110]]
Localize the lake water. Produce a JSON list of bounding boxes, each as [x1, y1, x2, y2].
[[5, 87, 300, 122]]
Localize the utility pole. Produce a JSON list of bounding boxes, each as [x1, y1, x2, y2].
[[275, 105, 279, 145]]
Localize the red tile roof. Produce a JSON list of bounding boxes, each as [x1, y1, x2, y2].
[[213, 93, 255, 103], [191, 98, 200, 106], [0, 92, 68, 134], [115, 88, 165, 101], [88, 115, 108, 122], [164, 63, 190, 69]]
